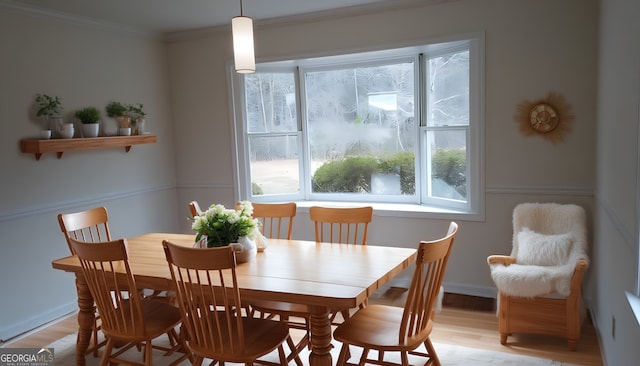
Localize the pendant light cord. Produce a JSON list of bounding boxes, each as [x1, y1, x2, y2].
[[240, 0, 244, 16]]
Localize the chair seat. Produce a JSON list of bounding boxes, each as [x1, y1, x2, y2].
[[101, 299, 181, 341], [189, 317, 290, 362], [333, 304, 433, 351], [489, 262, 577, 297]]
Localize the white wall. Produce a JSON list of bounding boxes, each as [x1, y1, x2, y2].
[[168, 0, 597, 299], [594, 0, 640, 364], [0, 7, 179, 340]]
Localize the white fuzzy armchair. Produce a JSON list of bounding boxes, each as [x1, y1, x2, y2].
[[487, 202, 589, 351]]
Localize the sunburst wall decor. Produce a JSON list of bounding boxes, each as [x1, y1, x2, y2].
[[514, 92, 574, 143]]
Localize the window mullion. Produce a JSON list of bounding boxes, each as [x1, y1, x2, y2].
[[298, 65, 312, 199]]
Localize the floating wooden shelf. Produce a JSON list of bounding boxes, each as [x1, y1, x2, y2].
[[21, 134, 157, 160]]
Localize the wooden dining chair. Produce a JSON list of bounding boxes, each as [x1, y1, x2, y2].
[[309, 205, 373, 245], [310, 205, 374, 324], [236, 202, 307, 365], [68, 237, 190, 366], [333, 221, 458, 366], [58, 206, 111, 255], [188, 200, 203, 218], [163, 240, 299, 366], [58, 207, 111, 356], [251, 202, 297, 240], [58, 206, 175, 357]]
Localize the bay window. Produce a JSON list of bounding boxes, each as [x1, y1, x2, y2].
[[232, 36, 483, 215]]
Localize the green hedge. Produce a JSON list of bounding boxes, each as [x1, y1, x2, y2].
[[312, 149, 466, 197]]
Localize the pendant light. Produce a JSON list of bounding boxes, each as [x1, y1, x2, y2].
[[232, 0, 255, 73]]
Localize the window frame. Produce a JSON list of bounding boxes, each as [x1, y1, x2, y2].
[[230, 34, 485, 219]]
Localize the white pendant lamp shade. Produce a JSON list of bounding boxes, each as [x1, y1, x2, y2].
[[232, 16, 255, 73]]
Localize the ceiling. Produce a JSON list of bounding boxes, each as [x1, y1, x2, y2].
[[3, 0, 400, 34]]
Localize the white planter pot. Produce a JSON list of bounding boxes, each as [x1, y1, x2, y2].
[[47, 116, 63, 138], [58, 123, 74, 139], [136, 119, 146, 134], [40, 130, 52, 139], [81, 123, 99, 138]]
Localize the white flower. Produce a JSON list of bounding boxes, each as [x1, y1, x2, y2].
[[191, 201, 259, 247]]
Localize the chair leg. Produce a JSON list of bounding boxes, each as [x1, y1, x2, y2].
[[99, 337, 116, 366], [285, 335, 303, 366], [193, 355, 204, 366], [278, 344, 288, 366], [146, 339, 154, 366], [358, 348, 370, 366], [92, 318, 99, 357], [400, 351, 409, 366], [336, 343, 350, 366], [424, 338, 440, 366]]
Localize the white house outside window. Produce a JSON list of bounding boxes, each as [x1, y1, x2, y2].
[[232, 36, 483, 215]]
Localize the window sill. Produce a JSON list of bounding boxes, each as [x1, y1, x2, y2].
[[625, 291, 640, 325], [294, 201, 484, 221]]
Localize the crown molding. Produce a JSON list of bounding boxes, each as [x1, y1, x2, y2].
[[164, 0, 461, 43], [0, 0, 160, 40]]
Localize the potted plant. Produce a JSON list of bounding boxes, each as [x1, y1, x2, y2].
[[106, 101, 131, 134], [35, 93, 63, 138], [75, 107, 100, 137], [128, 103, 147, 134], [190, 201, 260, 262]]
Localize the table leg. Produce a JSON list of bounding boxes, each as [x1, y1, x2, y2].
[[308, 305, 333, 366], [75, 274, 94, 366]]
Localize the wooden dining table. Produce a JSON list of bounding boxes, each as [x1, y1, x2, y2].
[[51, 232, 417, 366]]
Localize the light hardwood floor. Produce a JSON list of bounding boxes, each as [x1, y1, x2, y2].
[[1, 292, 603, 366]]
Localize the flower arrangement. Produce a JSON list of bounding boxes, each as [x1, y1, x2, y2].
[[191, 201, 260, 248]]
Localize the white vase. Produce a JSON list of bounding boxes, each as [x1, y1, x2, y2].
[[256, 233, 269, 252], [81, 123, 99, 138], [192, 236, 257, 263], [231, 236, 257, 263]]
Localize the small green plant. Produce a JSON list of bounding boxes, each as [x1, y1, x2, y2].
[[35, 94, 63, 117], [128, 103, 146, 121], [105, 101, 128, 118], [75, 107, 100, 124]]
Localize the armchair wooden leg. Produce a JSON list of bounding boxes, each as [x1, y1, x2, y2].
[[500, 333, 508, 345]]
